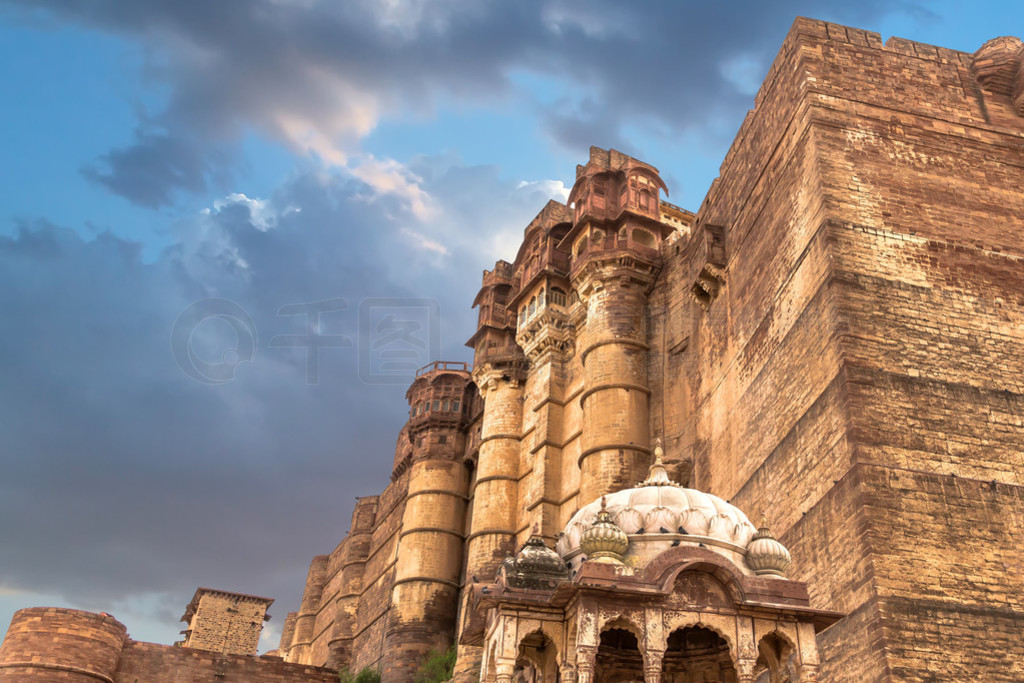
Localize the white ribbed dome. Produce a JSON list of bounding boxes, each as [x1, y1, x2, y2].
[[557, 485, 757, 556], [556, 444, 759, 570]]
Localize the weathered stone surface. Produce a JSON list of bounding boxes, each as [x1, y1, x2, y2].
[[5, 16, 1024, 683]]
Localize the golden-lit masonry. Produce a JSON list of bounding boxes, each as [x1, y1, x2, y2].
[[3, 17, 1024, 682]]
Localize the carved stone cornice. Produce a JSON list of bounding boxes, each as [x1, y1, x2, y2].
[[515, 308, 575, 364], [472, 363, 524, 398], [571, 252, 661, 305]]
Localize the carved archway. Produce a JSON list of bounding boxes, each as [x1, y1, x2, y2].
[[662, 625, 737, 682], [596, 618, 645, 682], [514, 629, 559, 682]]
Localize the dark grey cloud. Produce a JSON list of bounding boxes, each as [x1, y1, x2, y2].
[[0, 154, 551, 641], [81, 131, 231, 209], [1, 0, 922, 207]]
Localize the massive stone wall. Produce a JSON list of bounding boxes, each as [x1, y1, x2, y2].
[[672, 17, 1024, 681], [273, 17, 1024, 682]]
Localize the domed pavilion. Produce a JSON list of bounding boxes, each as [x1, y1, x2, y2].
[[462, 444, 842, 682]]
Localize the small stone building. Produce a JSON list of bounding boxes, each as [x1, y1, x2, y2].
[[179, 587, 275, 655]]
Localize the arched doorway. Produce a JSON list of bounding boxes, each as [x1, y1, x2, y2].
[[753, 632, 796, 683], [595, 626, 644, 682], [514, 630, 558, 682], [662, 626, 737, 682]]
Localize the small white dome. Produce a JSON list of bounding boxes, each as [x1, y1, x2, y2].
[[746, 522, 792, 577]]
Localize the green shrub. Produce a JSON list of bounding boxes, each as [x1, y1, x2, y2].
[[338, 667, 381, 683], [414, 645, 456, 682]]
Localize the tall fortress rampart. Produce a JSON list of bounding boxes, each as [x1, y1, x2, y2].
[[3, 16, 1023, 683], [274, 17, 1024, 681]]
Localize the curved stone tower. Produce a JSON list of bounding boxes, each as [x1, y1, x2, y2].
[[382, 362, 473, 680], [567, 148, 671, 505], [326, 495, 377, 669], [0, 607, 126, 681]]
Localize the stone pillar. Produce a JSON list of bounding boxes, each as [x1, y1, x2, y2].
[[797, 662, 820, 682], [735, 657, 758, 683], [495, 659, 515, 683], [576, 272, 654, 504], [454, 369, 524, 680], [575, 645, 597, 683], [560, 660, 578, 683], [289, 555, 328, 664], [327, 497, 377, 670], [643, 649, 665, 683]]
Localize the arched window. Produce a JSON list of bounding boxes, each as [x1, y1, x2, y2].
[[538, 289, 545, 308], [432, 400, 440, 411], [528, 297, 537, 317], [452, 400, 461, 412], [639, 188, 654, 210], [442, 399, 450, 411], [550, 287, 567, 307], [519, 308, 527, 326]]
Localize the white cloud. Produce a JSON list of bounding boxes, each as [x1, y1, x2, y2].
[[516, 179, 570, 201], [259, 620, 282, 653], [214, 193, 276, 231], [350, 155, 437, 220], [400, 227, 449, 255]]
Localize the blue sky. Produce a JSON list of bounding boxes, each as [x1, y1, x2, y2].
[[1, 0, 1022, 650]]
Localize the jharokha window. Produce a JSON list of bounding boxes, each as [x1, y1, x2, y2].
[[633, 228, 655, 247]]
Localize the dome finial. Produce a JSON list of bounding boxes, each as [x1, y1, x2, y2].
[[580, 499, 628, 564], [641, 437, 678, 487], [746, 514, 791, 578]]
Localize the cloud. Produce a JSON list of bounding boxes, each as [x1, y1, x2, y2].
[[2, 0, 917, 209], [0, 154, 571, 644], [80, 131, 230, 209]]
